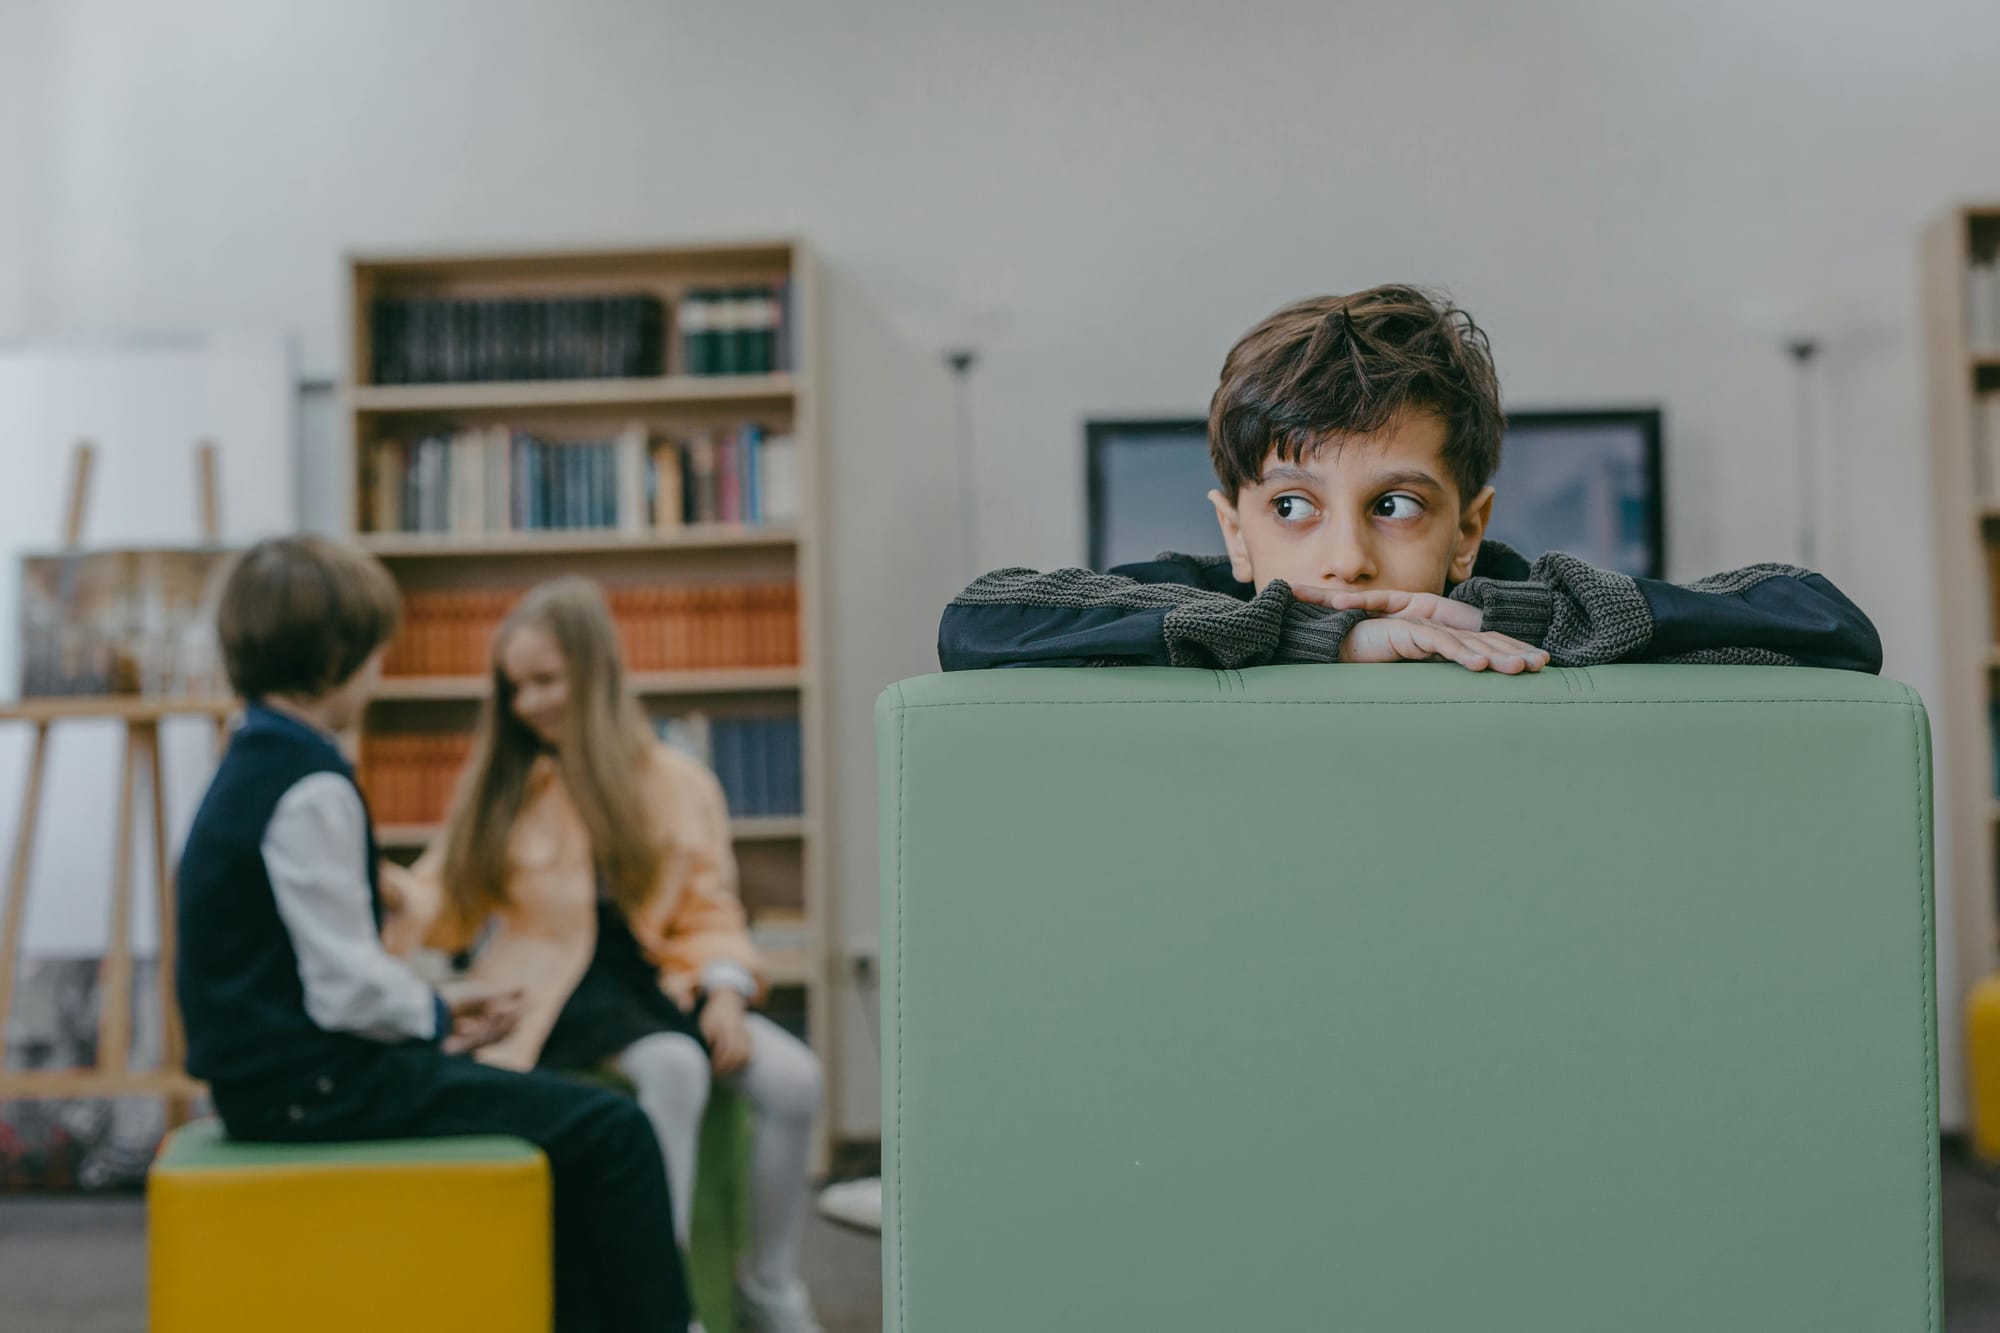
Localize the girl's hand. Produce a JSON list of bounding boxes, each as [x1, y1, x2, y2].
[[701, 988, 755, 1076], [443, 988, 523, 1055]]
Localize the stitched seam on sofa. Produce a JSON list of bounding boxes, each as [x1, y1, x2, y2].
[[894, 697, 1917, 709], [1912, 700, 1938, 1331], [894, 690, 908, 1330]]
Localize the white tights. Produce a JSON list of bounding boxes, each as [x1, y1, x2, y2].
[[613, 1015, 823, 1295]]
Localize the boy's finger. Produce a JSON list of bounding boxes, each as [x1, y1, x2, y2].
[[1313, 588, 1412, 612], [1418, 624, 1490, 670], [1327, 589, 1482, 632]]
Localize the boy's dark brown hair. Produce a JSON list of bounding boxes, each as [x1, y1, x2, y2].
[[217, 536, 401, 700], [1208, 284, 1504, 504]]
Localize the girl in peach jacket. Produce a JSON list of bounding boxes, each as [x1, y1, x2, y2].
[[387, 578, 823, 1333]]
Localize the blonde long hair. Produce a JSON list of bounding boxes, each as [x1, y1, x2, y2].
[[439, 577, 664, 922]]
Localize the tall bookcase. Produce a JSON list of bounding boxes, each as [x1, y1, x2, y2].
[[340, 240, 834, 1161], [1923, 208, 2000, 1076]]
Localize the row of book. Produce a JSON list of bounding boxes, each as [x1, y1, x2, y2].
[[358, 733, 475, 827], [1972, 390, 2000, 498], [1992, 701, 2000, 800], [383, 582, 800, 677], [370, 294, 667, 385], [1968, 263, 2000, 351], [657, 712, 804, 818], [747, 908, 810, 956], [651, 424, 798, 527], [355, 716, 805, 827], [679, 285, 792, 376], [363, 423, 799, 535]]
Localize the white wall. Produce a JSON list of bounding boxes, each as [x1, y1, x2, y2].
[[4, 0, 1994, 1134], [0, 336, 296, 956]]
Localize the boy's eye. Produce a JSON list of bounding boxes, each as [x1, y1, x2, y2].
[[1273, 494, 1321, 523], [1372, 493, 1423, 520]]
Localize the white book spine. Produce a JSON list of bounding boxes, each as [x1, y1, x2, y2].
[[617, 420, 647, 535], [1974, 263, 1998, 351], [1983, 392, 2000, 499], [760, 435, 800, 524], [463, 429, 487, 534]]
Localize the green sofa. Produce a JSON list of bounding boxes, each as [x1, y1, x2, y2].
[[877, 665, 1939, 1331]]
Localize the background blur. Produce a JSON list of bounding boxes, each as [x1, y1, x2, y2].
[[3, 4, 2000, 1324]]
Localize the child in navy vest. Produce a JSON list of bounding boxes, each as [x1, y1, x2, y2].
[[177, 535, 690, 1333]]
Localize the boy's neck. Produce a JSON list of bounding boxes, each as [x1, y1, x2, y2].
[[258, 694, 344, 739]]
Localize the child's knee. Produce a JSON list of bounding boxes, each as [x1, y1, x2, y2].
[[619, 1032, 711, 1105], [755, 1042, 823, 1122]]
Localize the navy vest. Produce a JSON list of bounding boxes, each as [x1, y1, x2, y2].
[[176, 705, 385, 1086]]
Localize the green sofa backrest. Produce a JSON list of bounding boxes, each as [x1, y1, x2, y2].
[[877, 665, 1938, 1332]]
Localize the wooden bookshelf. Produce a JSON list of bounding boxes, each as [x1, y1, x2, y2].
[[375, 816, 810, 850], [351, 373, 797, 414], [358, 524, 799, 559], [342, 239, 834, 1165], [371, 667, 804, 702], [1923, 208, 2000, 1062]]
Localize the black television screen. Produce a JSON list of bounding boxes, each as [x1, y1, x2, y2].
[[1086, 409, 1665, 578]]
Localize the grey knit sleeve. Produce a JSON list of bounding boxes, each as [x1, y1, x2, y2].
[[1271, 588, 1369, 664], [1446, 553, 1881, 671], [940, 567, 1369, 670], [1464, 551, 1654, 665], [943, 567, 1282, 669]]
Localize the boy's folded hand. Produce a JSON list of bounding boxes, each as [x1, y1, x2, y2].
[[1296, 587, 1483, 631], [1336, 613, 1547, 673], [1295, 585, 1547, 673]]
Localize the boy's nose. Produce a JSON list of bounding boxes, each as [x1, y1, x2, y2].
[[1320, 517, 1375, 586]]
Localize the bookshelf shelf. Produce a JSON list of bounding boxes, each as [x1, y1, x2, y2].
[[762, 949, 812, 989], [373, 666, 802, 702], [375, 815, 809, 850], [731, 815, 812, 841], [1924, 206, 2000, 1090], [351, 373, 798, 415], [360, 524, 799, 559], [345, 240, 836, 1165]]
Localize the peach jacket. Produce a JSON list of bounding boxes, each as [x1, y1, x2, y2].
[[384, 741, 763, 1071]]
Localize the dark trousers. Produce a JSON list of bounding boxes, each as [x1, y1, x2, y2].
[[212, 1042, 689, 1333]]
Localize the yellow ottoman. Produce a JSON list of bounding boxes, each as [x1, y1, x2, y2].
[[149, 1119, 550, 1333], [1970, 972, 2000, 1162]]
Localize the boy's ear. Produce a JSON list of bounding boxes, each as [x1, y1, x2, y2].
[[1451, 485, 1495, 583], [1208, 489, 1254, 584]]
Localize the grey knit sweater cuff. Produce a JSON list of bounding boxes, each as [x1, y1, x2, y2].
[[1452, 577, 1555, 646], [1275, 597, 1368, 664]]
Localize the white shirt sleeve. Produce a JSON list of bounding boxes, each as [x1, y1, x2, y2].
[[263, 772, 442, 1043]]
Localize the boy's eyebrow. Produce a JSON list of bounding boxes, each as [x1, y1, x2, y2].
[[1259, 464, 1323, 486], [1370, 469, 1447, 492], [1257, 464, 1447, 491]]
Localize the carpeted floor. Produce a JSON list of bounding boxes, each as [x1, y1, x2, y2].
[[4, 1144, 1997, 1332]]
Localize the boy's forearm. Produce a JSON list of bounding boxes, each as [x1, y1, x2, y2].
[[941, 566, 1363, 669], [1451, 553, 1883, 672]]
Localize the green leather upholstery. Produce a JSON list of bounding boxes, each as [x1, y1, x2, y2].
[[877, 665, 1938, 1332]]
